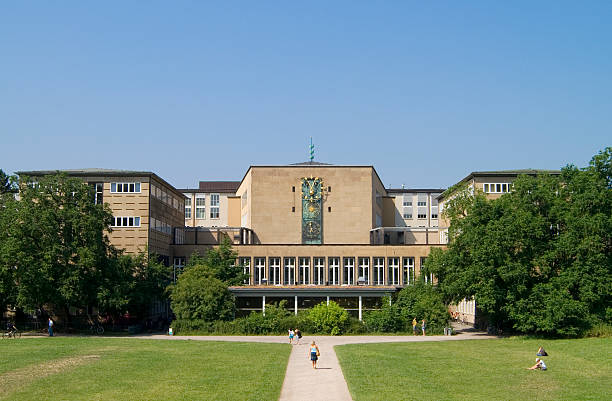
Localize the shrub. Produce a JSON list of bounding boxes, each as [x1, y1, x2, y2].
[[169, 265, 235, 321], [395, 282, 449, 334], [363, 299, 406, 333], [308, 301, 349, 335]]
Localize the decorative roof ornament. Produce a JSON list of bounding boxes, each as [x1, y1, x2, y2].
[[310, 137, 314, 162]]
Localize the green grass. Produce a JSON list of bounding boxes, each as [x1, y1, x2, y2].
[[336, 337, 612, 401], [0, 337, 291, 401]]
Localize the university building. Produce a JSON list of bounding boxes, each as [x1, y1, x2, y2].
[[18, 165, 557, 321]]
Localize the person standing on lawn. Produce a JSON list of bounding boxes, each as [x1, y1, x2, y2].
[[48, 317, 54, 337], [421, 319, 426, 336], [412, 318, 418, 335]]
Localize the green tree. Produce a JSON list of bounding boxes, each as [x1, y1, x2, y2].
[[1, 173, 115, 317], [428, 148, 612, 335], [204, 238, 249, 285], [395, 282, 449, 333], [169, 264, 235, 321], [308, 300, 349, 335]]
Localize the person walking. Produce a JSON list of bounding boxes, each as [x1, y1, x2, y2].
[[288, 328, 294, 344], [412, 318, 418, 335], [295, 328, 302, 345], [48, 317, 54, 337], [309, 341, 320, 369], [421, 319, 426, 336]]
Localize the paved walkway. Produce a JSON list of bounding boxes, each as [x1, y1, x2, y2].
[[134, 332, 496, 401]]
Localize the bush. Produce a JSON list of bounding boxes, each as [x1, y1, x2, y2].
[[395, 282, 449, 334], [308, 301, 349, 335], [169, 265, 235, 321]]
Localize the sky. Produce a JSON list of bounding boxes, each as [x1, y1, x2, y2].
[[1, 1, 610, 189]]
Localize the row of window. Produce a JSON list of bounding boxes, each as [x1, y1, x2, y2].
[[483, 183, 511, 193], [111, 216, 141, 227], [111, 182, 141, 193], [402, 213, 438, 219], [151, 183, 184, 212], [234, 256, 427, 286], [150, 216, 172, 234], [186, 194, 220, 219]]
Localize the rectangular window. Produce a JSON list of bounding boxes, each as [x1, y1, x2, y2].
[[388, 257, 400, 285], [483, 183, 512, 193], [431, 213, 438, 219], [254, 257, 266, 285], [417, 214, 427, 219], [358, 257, 370, 285], [268, 257, 281, 285], [91, 183, 104, 205], [313, 257, 325, 285], [210, 194, 220, 219], [111, 216, 141, 227], [283, 257, 295, 285], [417, 201, 427, 206], [373, 257, 385, 285], [298, 257, 310, 285], [185, 198, 192, 219], [111, 182, 141, 193], [343, 257, 355, 285], [403, 200, 412, 207], [173, 257, 186, 282], [239, 257, 251, 285], [328, 257, 340, 285], [403, 257, 415, 285], [195, 195, 205, 219], [403, 213, 412, 219]]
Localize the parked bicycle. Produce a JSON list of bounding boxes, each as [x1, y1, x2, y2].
[[88, 322, 104, 335]]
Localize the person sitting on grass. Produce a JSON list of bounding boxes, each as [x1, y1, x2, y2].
[[537, 346, 548, 356], [527, 358, 547, 371]]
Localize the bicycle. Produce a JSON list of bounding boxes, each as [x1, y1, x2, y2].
[[88, 323, 104, 335], [2, 330, 21, 339]]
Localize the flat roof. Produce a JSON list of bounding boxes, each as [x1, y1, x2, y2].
[[387, 188, 445, 193], [16, 169, 184, 197], [229, 285, 398, 297]]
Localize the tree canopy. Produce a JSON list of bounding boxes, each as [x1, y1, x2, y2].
[[427, 148, 612, 336]]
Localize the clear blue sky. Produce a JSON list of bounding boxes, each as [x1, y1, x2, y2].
[[1, 1, 610, 189]]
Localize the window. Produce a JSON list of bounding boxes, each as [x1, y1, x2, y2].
[[173, 257, 186, 282], [388, 257, 400, 285], [283, 257, 295, 285], [403, 213, 412, 219], [174, 228, 185, 244], [195, 195, 205, 219], [403, 257, 415, 285], [269, 257, 281, 285], [298, 257, 310, 285], [210, 194, 220, 219], [328, 257, 340, 285], [110, 182, 141, 193], [343, 257, 355, 285], [403, 200, 412, 207], [373, 257, 385, 285], [483, 183, 511, 193], [313, 257, 325, 285], [417, 201, 427, 206], [417, 214, 427, 219], [91, 183, 103, 205], [185, 198, 192, 219], [149, 217, 171, 234], [111, 216, 141, 227], [431, 213, 438, 219], [239, 257, 251, 285], [254, 257, 266, 285], [358, 257, 370, 285]]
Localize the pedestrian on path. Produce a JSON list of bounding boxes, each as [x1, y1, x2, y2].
[[309, 341, 320, 369], [412, 318, 418, 335], [48, 317, 54, 337], [288, 328, 294, 344], [295, 328, 302, 344], [421, 319, 426, 336]]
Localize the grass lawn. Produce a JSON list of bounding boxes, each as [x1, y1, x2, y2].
[[336, 337, 611, 401], [0, 337, 290, 401]]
